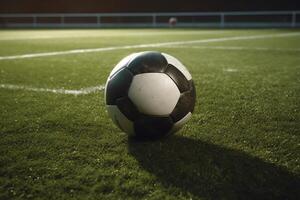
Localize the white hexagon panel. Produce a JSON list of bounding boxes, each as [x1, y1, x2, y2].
[[106, 105, 135, 135], [128, 73, 180, 116]]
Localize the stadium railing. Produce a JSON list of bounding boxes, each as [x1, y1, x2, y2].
[[0, 11, 299, 28]]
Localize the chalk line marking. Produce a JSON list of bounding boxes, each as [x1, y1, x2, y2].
[[0, 30, 224, 41], [0, 32, 299, 61], [0, 84, 105, 95], [224, 68, 238, 72], [164, 45, 300, 52]]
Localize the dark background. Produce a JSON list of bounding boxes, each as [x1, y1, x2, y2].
[[0, 0, 299, 13]]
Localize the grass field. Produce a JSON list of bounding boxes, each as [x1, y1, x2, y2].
[[0, 29, 300, 200]]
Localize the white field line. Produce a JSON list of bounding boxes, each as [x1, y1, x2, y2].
[[0, 84, 105, 95], [223, 68, 238, 72], [0, 30, 224, 41], [164, 45, 300, 52], [0, 32, 299, 61]]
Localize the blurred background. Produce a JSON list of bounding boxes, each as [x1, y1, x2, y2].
[[0, 0, 299, 28]]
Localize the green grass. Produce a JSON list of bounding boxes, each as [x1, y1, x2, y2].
[[0, 29, 299, 199]]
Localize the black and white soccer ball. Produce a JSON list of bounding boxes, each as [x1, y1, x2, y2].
[[105, 51, 196, 139], [169, 17, 178, 27]]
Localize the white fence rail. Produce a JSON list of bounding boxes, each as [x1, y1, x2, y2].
[[0, 11, 299, 28]]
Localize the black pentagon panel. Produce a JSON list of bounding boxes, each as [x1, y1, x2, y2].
[[106, 68, 133, 105], [127, 52, 168, 75], [134, 115, 173, 139], [116, 96, 140, 121], [165, 64, 190, 93], [171, 80, 196, 122]]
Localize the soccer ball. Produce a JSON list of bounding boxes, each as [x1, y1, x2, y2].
[[105, 51, 196, 139], [169, 17, 178, 27]]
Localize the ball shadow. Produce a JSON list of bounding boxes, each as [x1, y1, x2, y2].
[[128, 135, 300, 200]]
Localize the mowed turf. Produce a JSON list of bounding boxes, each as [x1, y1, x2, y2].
[[0, 29, 299, 200]]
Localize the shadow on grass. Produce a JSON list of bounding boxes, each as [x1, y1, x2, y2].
[[128, 135, 300, 200]]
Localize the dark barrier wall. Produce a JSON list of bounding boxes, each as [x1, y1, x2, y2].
[[0, 0, 299, 13]]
